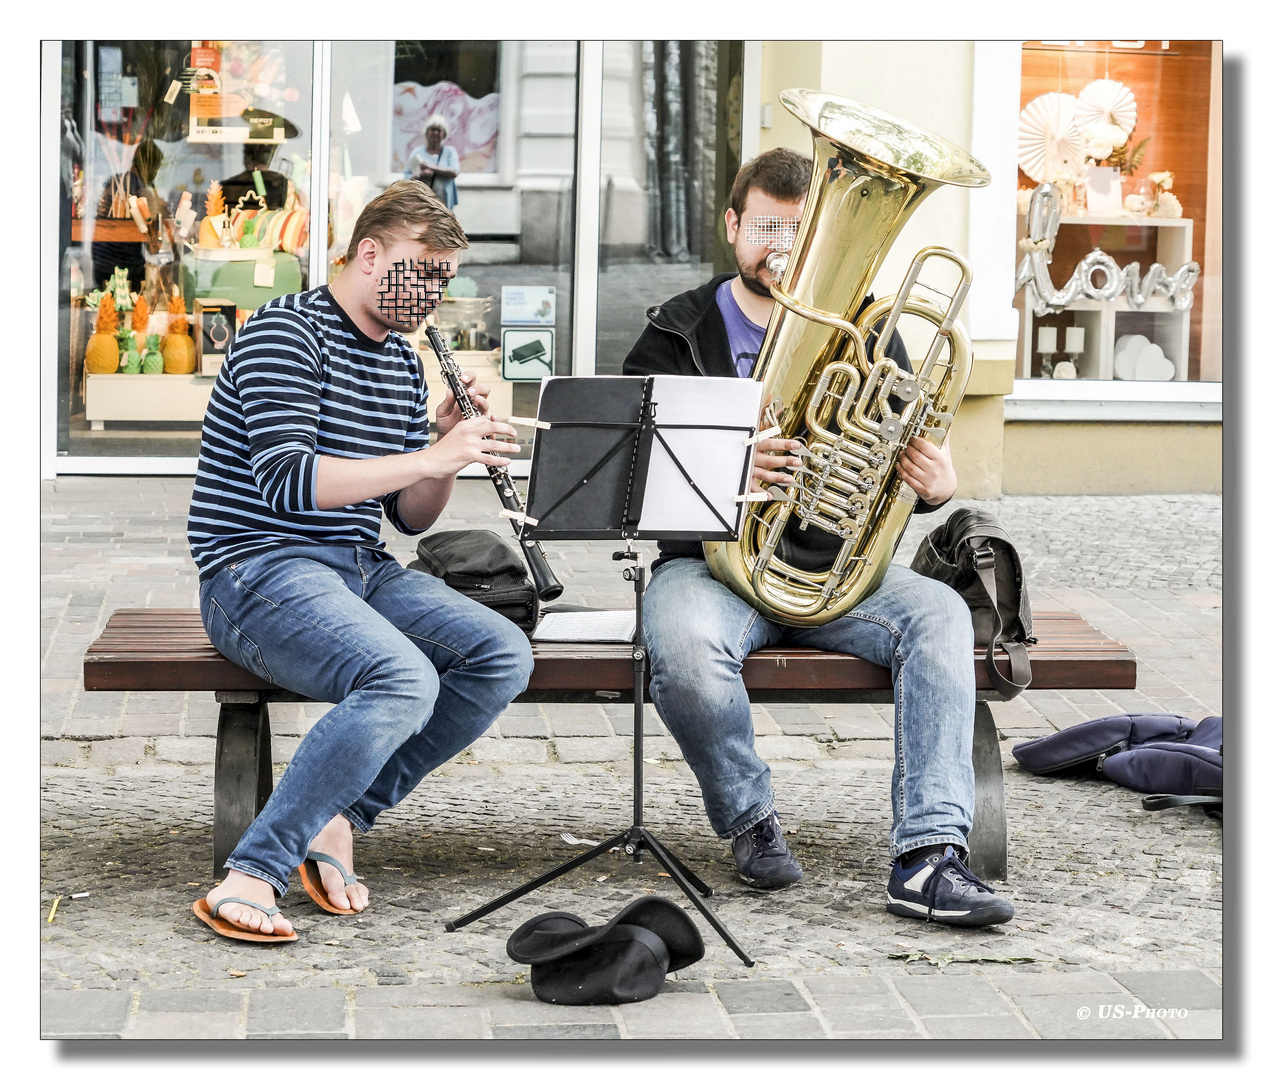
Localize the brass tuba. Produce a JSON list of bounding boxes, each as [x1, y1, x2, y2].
[[703, 90, 990, 626]]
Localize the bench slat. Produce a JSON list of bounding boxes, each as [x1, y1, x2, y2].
[[83, 608, 1137, 694]]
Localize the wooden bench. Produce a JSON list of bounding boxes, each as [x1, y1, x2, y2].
[[82, 610, 1136, 883]]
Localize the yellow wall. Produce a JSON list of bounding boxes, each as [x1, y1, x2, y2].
[[1002, 423, 1222, 495], [953, 395, 1006, 499], [759, 42, 821, 158]]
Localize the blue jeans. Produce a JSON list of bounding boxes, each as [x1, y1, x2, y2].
[[199, 544, 533, 895], [642, 558, 975, 859]]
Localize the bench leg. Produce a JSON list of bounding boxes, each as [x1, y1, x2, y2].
[[968, 700, 1008, 883], [213, 699, 274, 877]]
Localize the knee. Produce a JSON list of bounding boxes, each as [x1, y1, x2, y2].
[[359, 652, 441, 731], [646, 623, 743, 711], [906, 577, 974, 646], [472, 618, 534, 700]]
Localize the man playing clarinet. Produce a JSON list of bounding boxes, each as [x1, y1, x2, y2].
[[187, 180, 532, 943]]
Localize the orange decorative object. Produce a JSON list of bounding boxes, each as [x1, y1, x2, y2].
[[95, 293, 118, 334], [168, 295, 189, 334], [86, 294, 121, 374], [205, 181, 225, 218], [162, 295, 196, 374], [131, 295, 149, 336]]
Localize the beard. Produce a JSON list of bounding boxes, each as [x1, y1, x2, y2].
[[735, 250, 772, 298]]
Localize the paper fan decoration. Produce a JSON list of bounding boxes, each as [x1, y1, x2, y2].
[[1076, 79, 1137, 137], [1018, 92, 1083, 184]]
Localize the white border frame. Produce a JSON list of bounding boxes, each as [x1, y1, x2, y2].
[[40, 40, 61, 481]]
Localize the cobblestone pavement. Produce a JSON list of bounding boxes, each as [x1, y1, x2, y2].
[[39, 478, 1223, 1041]]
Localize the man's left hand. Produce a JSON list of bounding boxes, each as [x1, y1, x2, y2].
[[895, 433, 957, 506], [434, 372, 494, 436]]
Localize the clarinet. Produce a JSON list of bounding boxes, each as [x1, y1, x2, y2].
[[425, 324, 564, 602]]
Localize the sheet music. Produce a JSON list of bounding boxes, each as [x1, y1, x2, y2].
[[531, 609, 637, 643], [636, 376, 763, 536]]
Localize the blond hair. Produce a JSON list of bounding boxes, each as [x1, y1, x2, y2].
[[346, 179, 468, 263]]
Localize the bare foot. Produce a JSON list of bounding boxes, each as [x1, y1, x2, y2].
[[308, 814, 370, 913], [206, 871, 294, 937]]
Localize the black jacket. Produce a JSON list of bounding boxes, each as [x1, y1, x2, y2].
[[622, 273, 940, 567]]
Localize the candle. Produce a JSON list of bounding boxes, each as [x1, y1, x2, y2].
[[1064, 326, 1085, 353], [1037, 326, 1057, 353]]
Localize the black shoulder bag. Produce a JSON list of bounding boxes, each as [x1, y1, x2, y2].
[[408, 529, 540, 634], [910, 508, 1036, 701]]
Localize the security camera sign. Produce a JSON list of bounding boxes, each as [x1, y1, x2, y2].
[[501, 329, 554, 381]]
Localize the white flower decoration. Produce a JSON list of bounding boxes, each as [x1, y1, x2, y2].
[[1148, 171, 1175, 191], [1123, 194, 1148, 213], [1153, 191, 1183, 218]]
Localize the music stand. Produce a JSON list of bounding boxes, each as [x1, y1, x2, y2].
[[443, 375, 764, 967]]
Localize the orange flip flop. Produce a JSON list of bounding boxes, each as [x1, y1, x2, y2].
[[192, 897, 298, 943], [298, 851, 362, 916]]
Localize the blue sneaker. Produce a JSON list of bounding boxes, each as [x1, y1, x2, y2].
[[732, 812, 803, 889], [886, 845, 1014, 926]]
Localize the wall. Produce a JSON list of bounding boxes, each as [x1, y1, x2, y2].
[[1002, 422, 1222, 494]]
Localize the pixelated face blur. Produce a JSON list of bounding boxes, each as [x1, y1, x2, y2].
[[374, 249, 457, 330], [727, 189, 805, 298]]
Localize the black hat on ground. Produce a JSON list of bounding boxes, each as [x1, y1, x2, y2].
[[506, 897, 705, 1005]]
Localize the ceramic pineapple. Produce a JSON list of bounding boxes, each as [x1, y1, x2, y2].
[[85, 293, 121, 374], [162, 295, 197, 374], [119, 328, 142, 374], [142, 332, 164, 374]]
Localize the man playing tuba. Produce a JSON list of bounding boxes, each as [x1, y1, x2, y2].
[[623, 148, 1013, 926]]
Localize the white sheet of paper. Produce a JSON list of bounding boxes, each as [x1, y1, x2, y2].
[[532, 610, 637, 643], [636, 375, 762, 536]]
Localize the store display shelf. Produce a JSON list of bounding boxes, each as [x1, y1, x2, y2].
[[85, 373, 217, 428], [1015, 216, 1194, 384]]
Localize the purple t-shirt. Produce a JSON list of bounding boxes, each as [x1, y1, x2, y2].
[[715, 279, 766, 378]]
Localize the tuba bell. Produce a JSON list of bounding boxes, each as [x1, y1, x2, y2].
[[703, 90, 991, 626]]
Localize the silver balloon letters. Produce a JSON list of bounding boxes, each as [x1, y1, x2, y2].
[[1015, 184, 1200, 316]]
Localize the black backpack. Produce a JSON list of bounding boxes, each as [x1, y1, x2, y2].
[[910, 508, 1036, 700], [408, 529, 540, 633]]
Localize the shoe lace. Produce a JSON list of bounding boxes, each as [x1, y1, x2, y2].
[[747, 815, 786, 857], [921, 847, 994, 921]]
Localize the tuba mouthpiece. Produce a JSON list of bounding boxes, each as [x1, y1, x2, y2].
[[766, 252, 789, 282]]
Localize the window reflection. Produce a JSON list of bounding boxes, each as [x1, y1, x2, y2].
[[330, 41, 579, 429], [58, 39, 313, 458], [595, 41, 743, 374]]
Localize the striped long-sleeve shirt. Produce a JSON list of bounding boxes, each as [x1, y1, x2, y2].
[[188, 286, 429, 583]]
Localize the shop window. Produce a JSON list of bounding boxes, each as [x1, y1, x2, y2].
[[329, 41, 578, 431], [392, 42, 501, 177], [1013, 41, 1219, 384], [56, 40, 314, 458], [594, 41, 744, 374]]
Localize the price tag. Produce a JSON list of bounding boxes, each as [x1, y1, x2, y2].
[[253, 262, 275, 289]]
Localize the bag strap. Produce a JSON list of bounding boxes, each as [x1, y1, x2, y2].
[[971, 544, 1032, 701], [1140, 793, 1223, 810]]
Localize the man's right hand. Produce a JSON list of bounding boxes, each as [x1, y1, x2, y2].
[[423, 415, 520, 478], [750, 437, 804, 490]]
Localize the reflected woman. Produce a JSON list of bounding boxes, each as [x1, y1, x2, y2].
[[406, 114, 460, 210]]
